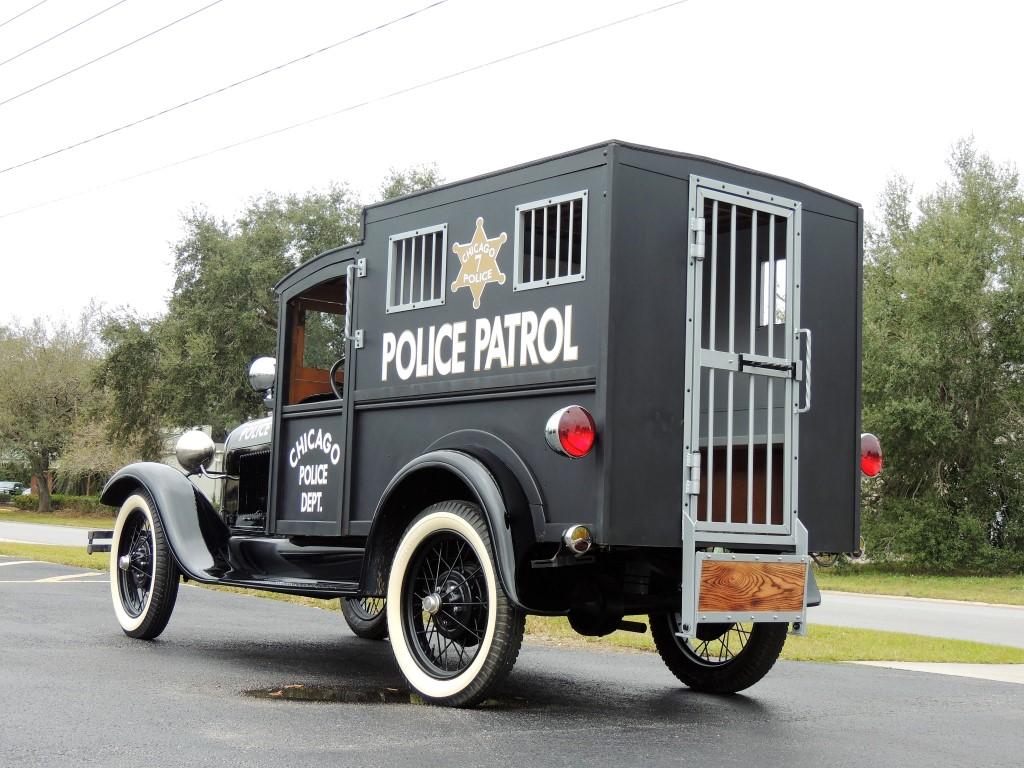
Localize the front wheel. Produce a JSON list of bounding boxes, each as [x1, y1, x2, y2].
[[386, 500, 524, 708], [649, 612, 787, 694], [109, 491, 180, 640]]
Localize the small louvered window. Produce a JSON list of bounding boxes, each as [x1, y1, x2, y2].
[[386, 223, 447, 313], [514, 190, 587, 291]]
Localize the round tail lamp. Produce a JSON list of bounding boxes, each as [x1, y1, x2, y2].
[[545, 405, 596, 459], [861, 433, 883, 477]]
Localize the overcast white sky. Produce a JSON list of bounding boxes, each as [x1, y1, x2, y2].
[[0, 0, 1020, 326]]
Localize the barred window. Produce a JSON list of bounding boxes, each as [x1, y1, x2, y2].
[[387, 223, 447, 313], [514, 190, 587, 291]]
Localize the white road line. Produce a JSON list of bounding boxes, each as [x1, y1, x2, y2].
[[853, 661, 1024, 685], [37, 572, 101, 582], [0, 560, 40, 567], [824, 589, 1024, 611], [0, 579, 106, 584]]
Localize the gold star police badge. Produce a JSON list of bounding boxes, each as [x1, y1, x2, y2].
[[451, 217, 507, 309]]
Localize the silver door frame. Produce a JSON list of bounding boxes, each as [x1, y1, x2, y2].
[[682, 175, 804, 539]]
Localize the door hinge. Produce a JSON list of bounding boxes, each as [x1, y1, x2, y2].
[[689, 217, 705, 260], [354, 257, 367, 278], [685, 451, 701, 495], [352, 329, 364, 349]]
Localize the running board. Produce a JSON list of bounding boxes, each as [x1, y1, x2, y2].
[[217, 575, 360, 598]]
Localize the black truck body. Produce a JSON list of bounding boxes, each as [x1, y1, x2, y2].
[[94, 141, 866, 707]]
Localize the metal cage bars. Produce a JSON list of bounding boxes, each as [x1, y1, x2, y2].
[[513, 190, 588, 291], [386, 223, 447, 313], [685, 176, 802, 537]]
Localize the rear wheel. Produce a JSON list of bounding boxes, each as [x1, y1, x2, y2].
[[649, 612, 787, 694], [341, 597, 388, 639], [386, 500, 524, 708], [109, 491, 179, 640]]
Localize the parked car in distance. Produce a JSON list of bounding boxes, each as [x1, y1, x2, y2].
[[0, 481, 27, 496]]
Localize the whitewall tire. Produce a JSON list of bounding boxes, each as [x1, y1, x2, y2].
[[386, 500, 524, 707], [109, 491, 180, 639]]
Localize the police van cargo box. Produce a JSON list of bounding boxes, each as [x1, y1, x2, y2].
[[341, 141, 862, 554]]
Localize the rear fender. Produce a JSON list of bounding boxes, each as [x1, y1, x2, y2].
[[361, 449, 534, 610], [100, 462, 230, 581]]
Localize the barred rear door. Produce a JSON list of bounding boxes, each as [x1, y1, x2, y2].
[[683, 176, 806, 537]]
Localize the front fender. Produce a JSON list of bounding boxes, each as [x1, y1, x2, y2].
[[100, 462, 230, 581]]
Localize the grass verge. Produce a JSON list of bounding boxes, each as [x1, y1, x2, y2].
[[814, 565, 1024, 606], [0, 508, 115, 528], [3, 542, 1022, 665], [526, 616, 1024, 664], [0, 541, 110, 569]]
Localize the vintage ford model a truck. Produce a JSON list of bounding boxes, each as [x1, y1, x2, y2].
[[90, 141, 880, 707]]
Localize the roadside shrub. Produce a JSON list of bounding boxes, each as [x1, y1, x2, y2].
[[862, 495, 1024, 574], [0, 493, 11, 506], [11, 494, 109, 515]]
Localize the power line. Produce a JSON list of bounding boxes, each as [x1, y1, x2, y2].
[[0, 0, 224, 108], [0, 0, 51, 31], [0, 0, 131, 69], [0, 0, 449, 176], [0, 0, 691, 220]]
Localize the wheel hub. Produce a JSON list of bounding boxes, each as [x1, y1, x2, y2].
[[430, 571, 479, 645], [116, 511, 154, 619], [421, 593, 442, 615]]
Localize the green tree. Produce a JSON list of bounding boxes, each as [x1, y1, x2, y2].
[[0, 317, 99, 512], [863, 139, 1024, 571], [101, 167, 443, 441]]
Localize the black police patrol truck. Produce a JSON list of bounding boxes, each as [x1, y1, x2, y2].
[[90, 141, 881, 708]]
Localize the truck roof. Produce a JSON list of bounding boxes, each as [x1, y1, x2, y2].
[[277, 140, 861, 292], [365, 139, 861, 213]]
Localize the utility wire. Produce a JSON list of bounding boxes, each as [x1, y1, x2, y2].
[[0, 0, 690, 220], [0, 0, 224, 108], [0, 0, 51, 30], [0, 0, 131, 69], [0, 0, 449, 176]]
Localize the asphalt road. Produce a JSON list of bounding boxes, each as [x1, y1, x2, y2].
[[811, 590, 1024, 649], [0, 519, 90, 546], [1, 556, 1022, 768]]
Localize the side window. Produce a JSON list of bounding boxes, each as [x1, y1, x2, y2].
[[387, 223, 447, 313], [286, 275, 347, 405], [514, 190, 587, 291]]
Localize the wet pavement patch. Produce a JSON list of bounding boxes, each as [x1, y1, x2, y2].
[[243, 683, 529, 708]]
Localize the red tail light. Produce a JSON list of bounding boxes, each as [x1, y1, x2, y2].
[[861, 433, 882, 477], [545, 406, 596, 459]]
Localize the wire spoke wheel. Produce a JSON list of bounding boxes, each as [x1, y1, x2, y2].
[[116, 510, 154, 619], [386, 501, 524, 707], [109, 491, 179, 640], [650, 611, 787, 694], [683, 621, 752, 667], [341, 594, 389, 639], [404, 531, 487, 678], [352, 597, 386, 620]]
